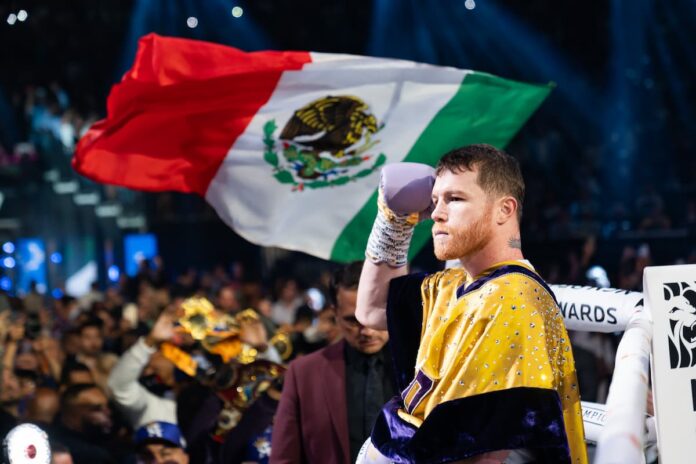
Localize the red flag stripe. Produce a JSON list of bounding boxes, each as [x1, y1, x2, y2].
[[73, 34, 312, 195]]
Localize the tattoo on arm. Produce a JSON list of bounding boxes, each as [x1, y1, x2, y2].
[[508, 237, 522, 249]]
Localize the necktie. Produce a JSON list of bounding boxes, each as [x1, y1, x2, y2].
[[364, 355, 384, 436]]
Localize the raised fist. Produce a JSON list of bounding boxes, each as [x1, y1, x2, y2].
[[380, 162, 435, 217]]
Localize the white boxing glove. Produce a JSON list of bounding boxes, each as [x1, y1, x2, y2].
[[366, 163, 435, 267]]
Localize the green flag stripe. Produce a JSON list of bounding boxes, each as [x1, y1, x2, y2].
[[329, 72, 552, 263]]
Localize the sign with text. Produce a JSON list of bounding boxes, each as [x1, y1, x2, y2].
[[124, 233, 158, 277], [16, 238, 47, 294], [645, 264, 696, 464], [551, 284, 643, 332]]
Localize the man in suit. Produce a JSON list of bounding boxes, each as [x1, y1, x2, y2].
[[271, 262, 395, 464]]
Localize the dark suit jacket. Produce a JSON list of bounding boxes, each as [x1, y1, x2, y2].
[[271, 340, 350, 464]]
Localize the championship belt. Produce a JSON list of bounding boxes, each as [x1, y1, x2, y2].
[[160, 297, 290, 438]]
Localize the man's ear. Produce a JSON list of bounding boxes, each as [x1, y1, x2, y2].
[[495, 196, 518, 224]]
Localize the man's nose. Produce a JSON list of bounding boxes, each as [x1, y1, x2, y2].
[[431, 201, 446, 222]]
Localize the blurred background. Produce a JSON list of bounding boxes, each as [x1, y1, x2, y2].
[[0, 0, 694, 295], [0, 2, 693, 463]]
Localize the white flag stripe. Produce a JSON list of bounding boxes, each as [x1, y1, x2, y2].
[[206, 58, 466, 258], [310, 52, 468, 75]]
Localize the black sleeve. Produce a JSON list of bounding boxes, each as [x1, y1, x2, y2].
[[386, 272, 428, 393], [219, 393, 278, 463], [177, 383, 222, 464]]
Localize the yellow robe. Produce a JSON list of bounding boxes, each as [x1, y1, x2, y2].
[[390, 261, 587, 463]]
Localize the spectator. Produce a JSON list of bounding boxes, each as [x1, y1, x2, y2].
[[0, 372, 20, 436], [1, 317, 27, 421], [270, 279, 303, 326], [271, 262, 395, 463], [53, 297, 80, 337], [217, 285, 241, 314], [108, 309, 178, 428], [78, 282, 104, 312], [60, 363, 95, 388], [48, 383, 118, 464], [0, 222, 689, 464], [51, 442, 75, 464], [75, 320, 118, 393], [33, 335, 65, 383], [134, 421, 189, 464], [0, 294, 10, 313], [61, 328, 82, 358], [25, 386, 60, 425], [176, 374, 280, 464], [14, 349, 39, 372], [291, 307, 339, 358], [291, 304, 314, 334], [251, 297, 280, 339], [23, 280, 44, 315]]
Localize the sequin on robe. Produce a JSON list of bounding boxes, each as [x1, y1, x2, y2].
[[371, 262, 588, 464]]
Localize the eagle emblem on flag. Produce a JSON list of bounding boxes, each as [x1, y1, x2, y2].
[[263, 95, 386, 191]]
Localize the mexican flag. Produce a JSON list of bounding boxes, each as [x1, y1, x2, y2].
[[74, 34, 551, 263]]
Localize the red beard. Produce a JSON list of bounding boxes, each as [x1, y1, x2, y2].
[[433, 208, 493, 262]]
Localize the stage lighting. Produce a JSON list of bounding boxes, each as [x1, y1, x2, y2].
[[42, 170, 59, 182], [53, 181, 79, 194], [50, 252, 63, 264], [232, 6, 243, 18], [7, 13, 17, 25], [117, 215, 146, 229], [307, 288, 325, 311], [465, 0, 476, 10], [2, 242, 15, 254], [95, 204, 122, 218], [51, 288, 63, 299], [108, 265, 120, 282], [187, 16, 198, 28], [17, 10, 28, 22], [0, 277, 11, 291], [3, 257, 15, 269], [74, 192, 100, 206]]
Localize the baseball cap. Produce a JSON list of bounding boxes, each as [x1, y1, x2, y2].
[[134, 422, 187, 449]]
